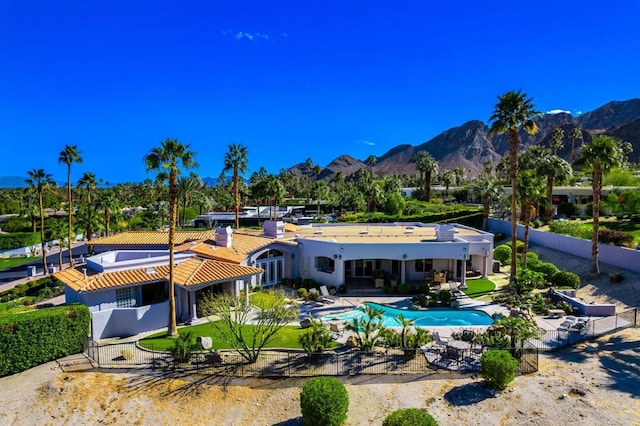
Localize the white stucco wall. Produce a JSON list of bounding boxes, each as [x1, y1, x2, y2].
[[91, 300, 169, 339]]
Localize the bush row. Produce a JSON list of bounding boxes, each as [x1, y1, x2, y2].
[[0, 304, 90, 377], [0, 232, 40, 251]]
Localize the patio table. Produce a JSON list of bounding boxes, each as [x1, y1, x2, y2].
[[447, 340, 472, 351]]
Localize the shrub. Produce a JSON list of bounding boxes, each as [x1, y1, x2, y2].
[[557, 202, 579, 218], [493, 245, 511, 265], [383, 408, 438, 426], [0, 232, 40, 250], [598, 229, 635, 248], [253, 285, 263, 293], [300, 377, 349, 426], [438, 290, 452, 305], [169, 332, 200, 364], [397, 284, 411, 295], [297, 288, 308, 299], [299, 316, 334, 354], [338, 284, 348, 294], [0, 304, 90, 377], [512, 269, 545, 293], [528, 261, 560, 282], [609, 272, 624, 283], [507, 240, 525, 253], [552, 271, 581, 289], [480, 349, 518, 391]]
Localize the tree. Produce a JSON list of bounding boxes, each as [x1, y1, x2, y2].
[[344, 304, 386, 351], [97, 190, 121, 237], [48, 219, 68, 271], [493, 316, 539, 359], [516, 170, 545, 267], [20, 192, 39, 233], [263, 174, 285, 220], [575, 135, 631, 275], [489, 90, 540, 282], [365, 154, 377, 176], [200, 291, 298, 363], [550, 127, 564, 156], [569, 127, 582, 164], [144, 138, 198, 337], [439, 169, 456, 197], [25, 169, 56, 275], [412, 151, 438, 201], [177, 172, 204, 227], [223, 144, 248, 229], [77, 172, 99, 246], [58, 145, 82, 267], [469, 173, 503, 231]]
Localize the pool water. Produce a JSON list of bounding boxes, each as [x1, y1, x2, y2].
[[322, 302, 494, 327]]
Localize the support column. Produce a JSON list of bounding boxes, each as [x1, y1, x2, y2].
[[400, 260, 406, 285], [189, 290, 199, 325], [244, 280, 250, 308], [460, 258, 467, 287], [482, 256, 489, 278]]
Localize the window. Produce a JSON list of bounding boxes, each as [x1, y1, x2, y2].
[[116, 287, 136, 308], [415, 259, 433, 272], [315, 256, 335, 273]]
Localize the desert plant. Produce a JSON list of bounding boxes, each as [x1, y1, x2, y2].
[[299, 315, 334, 355], [300, 377, 349, 426], [480, 349, 518, 390], [383, 408, 438, 426], [297, 288, 308, 299], [511, 269, 545, 294], [438, 290, 452, 305], [344, 304, 385, 351], [169, 331, 199, 364]]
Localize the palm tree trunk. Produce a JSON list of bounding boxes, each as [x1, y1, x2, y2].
[[234, 169, 239, 229], [545, 177, 553, 222], [591, 167, 602, 275], [67, 167, 73, 268], [168, 170, 179, 338], [38, 192, 47, 275], [425, 172, 431, 201], [523, 203, 530, 269], [105, 210, 111, 236], [509, 128, 519, 282], [482, 198, 490, 231]]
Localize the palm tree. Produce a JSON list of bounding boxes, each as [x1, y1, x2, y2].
[[97, 190, 121, 236], [575, 135, 631, 275], [20, 192, 40, 233], [177, 172, 204, 227], [550, 127, 564, 156], [365, 154, 377, 176], [25, 169, 56, 275], [516, 170, 545, 267], [144, 138, 198, 338], [412, 151, 438, 201], [312, 180, 330, 220], [58, 145, 82, 267], [49, 219, 68, 271], [489, 90, 540, 282], [569, 127, 582, 164], [223, 144, 248, 229], [77, 172, 99, 246], [264, 174, 285, 220], [469, 173, 503, 231], [439, 170, 456, 197]]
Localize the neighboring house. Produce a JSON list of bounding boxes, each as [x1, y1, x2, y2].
[[55, 221, 494, 339]]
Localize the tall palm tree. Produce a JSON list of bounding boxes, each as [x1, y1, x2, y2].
[[21, 192, 40, 233], [469, 173, 502, 231], [223, 144, 248, 229], [312, 180, 330, 219], [25, 169, 56, 275], [365, 154, 377, 176], [97, 190, 121, 236], [412, 151, 438, 201], [576, 135, 631, 275], [439, 170, 456, 196], [569, 127, 582, 164], [144, 138, 198, 338], [177, 172, 204, 227], [264, 174, 285, 220], [58, 145, 82, 268], [49, 219, 68, 271], [516, 170, 545, 268], [77, 172, 98, 246], [489, 89, 539, 282], [550, 127, 564, 156]]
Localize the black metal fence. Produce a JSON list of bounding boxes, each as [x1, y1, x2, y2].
[[528, 308, 638, 351], [84, 340, 538, 377]]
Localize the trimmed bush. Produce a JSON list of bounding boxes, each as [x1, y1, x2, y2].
[[493, 245, 511, 265], [300, 377, 349, 426], [552, 271, 581, 289], [0, 304, 90, 377], [598, 229, 635, 248], [480, 349, 518, 391], [528, 261, 560, 282], [383, 408, 438, 426], [0, 232, 39, 250]]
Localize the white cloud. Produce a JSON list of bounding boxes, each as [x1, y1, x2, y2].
[[358, 140, 376, 146], [222, 30, 284, 42], [546, 109, 572, 115]]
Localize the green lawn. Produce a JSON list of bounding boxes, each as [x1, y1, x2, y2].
[[462, 278, 496, 298], [0, 256, 38, 270], [138, 320, 307, 352]]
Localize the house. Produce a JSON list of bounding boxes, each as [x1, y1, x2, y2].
[[54, 221, 493, 339]]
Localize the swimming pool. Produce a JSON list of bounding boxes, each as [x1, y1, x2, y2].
[[322, 302, 494, 327]]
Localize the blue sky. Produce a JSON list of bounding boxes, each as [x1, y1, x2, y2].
[[1, 1, 639, 184]]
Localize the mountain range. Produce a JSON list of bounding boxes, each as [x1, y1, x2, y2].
[[289, 98, 640, 180]]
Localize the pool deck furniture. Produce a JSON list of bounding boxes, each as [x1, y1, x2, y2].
[[548, 309, 565, 318]]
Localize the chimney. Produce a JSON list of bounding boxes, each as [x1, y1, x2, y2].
[[215, 226, 233, 248], [263, 221, 285, 239], [82, 268, 87, 279]]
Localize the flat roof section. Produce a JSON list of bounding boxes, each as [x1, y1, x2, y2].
[[285, 223, 483, 243]]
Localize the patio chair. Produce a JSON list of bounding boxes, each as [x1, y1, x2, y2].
[[319, 285, 338, 304], [329, 321, 344, 339], [433, 331, 450, 348]]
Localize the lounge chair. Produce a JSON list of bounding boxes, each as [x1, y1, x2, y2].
[[319, 285, 339, 303], [329, 321, 344, 339], [433, 331, 450, 348]]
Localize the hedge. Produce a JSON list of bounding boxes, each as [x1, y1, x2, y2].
[[0, 232, 39, 251], [0, 304, 90, 377]]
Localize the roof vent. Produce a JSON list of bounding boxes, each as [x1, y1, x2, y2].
[[82, 268, 87, 279], [145, 267, 156, 275]]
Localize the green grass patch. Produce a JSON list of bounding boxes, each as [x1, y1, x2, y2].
[[138, 320, 308, 352], [0, 256, 39, 270], [462, 278, 496, 298]]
